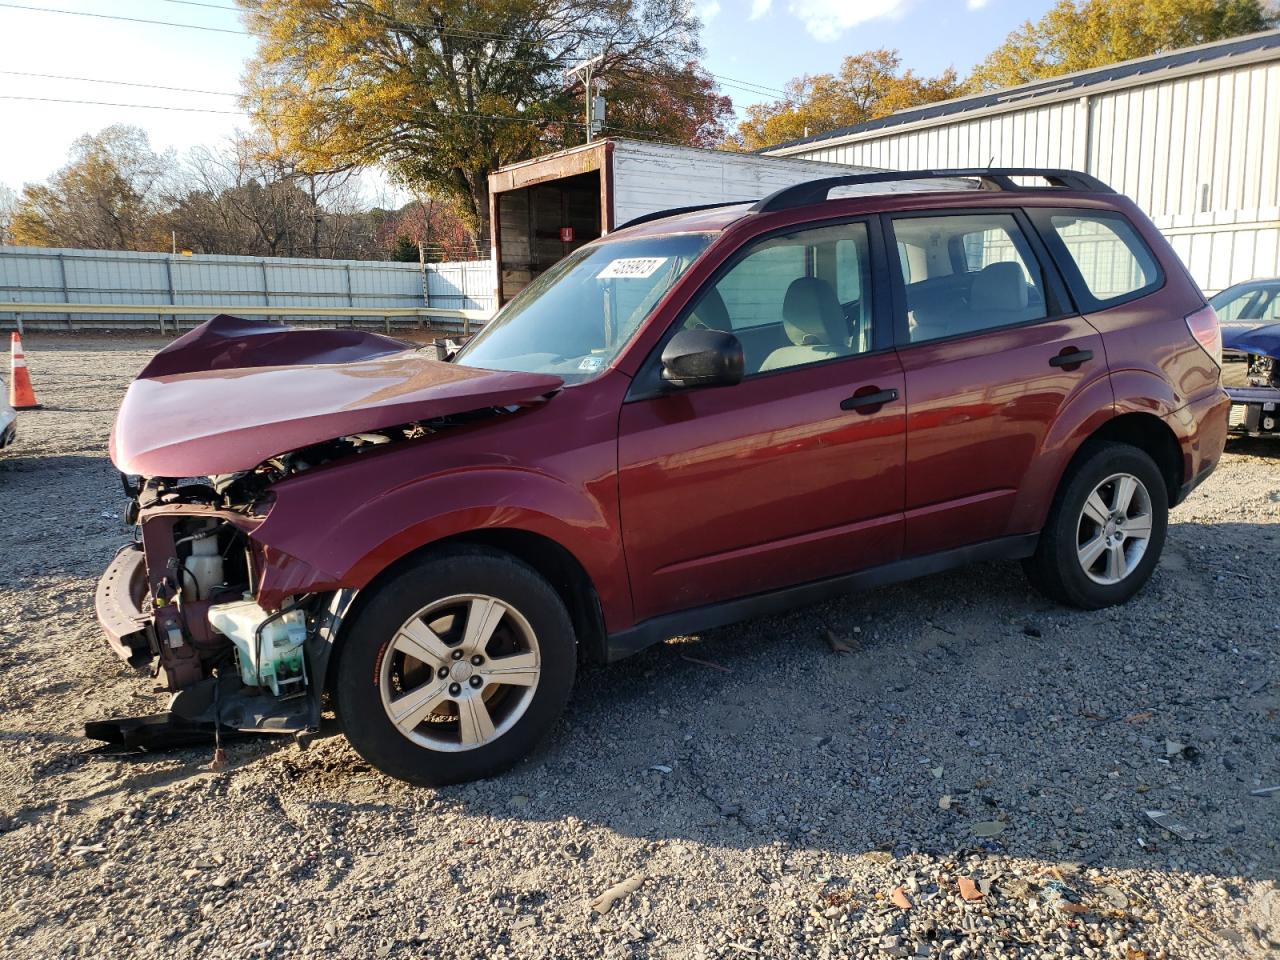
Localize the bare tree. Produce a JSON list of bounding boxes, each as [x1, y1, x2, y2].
[[0, 184, 17, 245], [11, 126, 173, 250]]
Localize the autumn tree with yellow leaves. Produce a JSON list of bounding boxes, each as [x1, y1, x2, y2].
[[238, 0, 731, 240], [725, 50, 959, 152], [969, 0, 1277, 92]]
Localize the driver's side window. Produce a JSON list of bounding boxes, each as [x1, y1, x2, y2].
[[684, 221, 874, 375]]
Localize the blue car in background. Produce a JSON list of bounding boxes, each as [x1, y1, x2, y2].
[[1214, 279, 1280, 439]]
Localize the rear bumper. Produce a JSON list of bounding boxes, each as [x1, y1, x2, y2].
[[1225, 385, 1280, 437], [1169, 389, 1230, 506], [95, 544, 153, 666]]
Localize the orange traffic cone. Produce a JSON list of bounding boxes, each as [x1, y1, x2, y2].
[[9, 332, 42, 410]]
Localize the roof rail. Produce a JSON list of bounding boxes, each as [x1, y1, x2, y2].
[[617, 200, 757, 230], [751, 168, 1113, 214]]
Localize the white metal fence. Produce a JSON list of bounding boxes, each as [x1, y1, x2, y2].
[[0, 246, 496, 333]]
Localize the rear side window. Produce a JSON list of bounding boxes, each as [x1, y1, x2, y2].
[[1040, 210, 1162, 308], [888, 212, 1050, 344]]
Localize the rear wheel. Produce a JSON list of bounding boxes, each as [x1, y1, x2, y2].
[[334, 546, 576, 785], [1023, 442, 1168, 609]]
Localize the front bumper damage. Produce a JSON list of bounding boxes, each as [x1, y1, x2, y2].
[[89, 482, 356, 750]]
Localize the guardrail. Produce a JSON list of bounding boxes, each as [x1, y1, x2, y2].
[[0, 303, 493, 336]]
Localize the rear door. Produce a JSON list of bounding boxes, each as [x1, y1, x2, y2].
[[885, 208, 1109, 557], [617, 218, 906, 623]]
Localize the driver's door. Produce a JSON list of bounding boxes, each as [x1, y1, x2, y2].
[[616, 219, 906, 623]]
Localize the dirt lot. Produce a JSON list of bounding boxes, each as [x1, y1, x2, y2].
[[1, 334, 1277, 960]]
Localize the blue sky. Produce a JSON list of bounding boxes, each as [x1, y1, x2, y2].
[[0, 0, 1055, 198]]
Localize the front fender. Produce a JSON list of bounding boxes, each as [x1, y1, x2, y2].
[[251, 460, 630, 631]]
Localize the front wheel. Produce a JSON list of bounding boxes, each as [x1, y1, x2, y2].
[[1023, 442, 1169, 609], [334, 546, 576, 786]]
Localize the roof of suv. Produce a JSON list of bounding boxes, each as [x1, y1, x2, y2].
[[612, 167, 1116, 239]]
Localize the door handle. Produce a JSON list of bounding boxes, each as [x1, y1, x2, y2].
[[840, 387, 899, 412], [1049, 348, 1093, 368]]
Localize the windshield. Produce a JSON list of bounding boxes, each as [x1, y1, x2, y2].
[[456, 233, 713, 381]]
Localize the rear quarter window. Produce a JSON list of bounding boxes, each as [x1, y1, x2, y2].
[[1036, 209, 1164, 310]]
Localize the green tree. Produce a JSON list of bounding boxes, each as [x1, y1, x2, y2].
[[725, 50, 960, 152], [11, 126, 171, 250], [969, 0, 1278, 92], [240, 0, 723, 239]]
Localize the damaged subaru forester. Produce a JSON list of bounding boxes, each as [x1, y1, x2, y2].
[[95, 169, 1230, 785]]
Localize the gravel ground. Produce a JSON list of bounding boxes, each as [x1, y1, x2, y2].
[[0, 334, 1277, 960]]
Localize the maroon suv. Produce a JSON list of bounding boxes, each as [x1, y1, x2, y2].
[[97, 169, 1229, 784]]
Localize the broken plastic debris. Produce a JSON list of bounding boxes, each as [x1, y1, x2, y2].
[[971, 820, 1006, 837], [591, 874, 646, 914], [890, 886, 913, 911], [938, 794, 952, 811], [957, 877, 984, 902], [649, 764, 672, 774], [69, 843, 106, 855], [1249, 785, 1280, 797], [1144, 809, 1195, 841], [1040, 880, 1086, 913], [1165, 739, 1186, 758], [930, 766, 944, 779]]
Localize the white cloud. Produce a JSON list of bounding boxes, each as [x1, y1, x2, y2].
[[699, 0, 722, 21], [749, 0, 772, 20], [785, 0, 909, 41], [966, 0, 991, 8]]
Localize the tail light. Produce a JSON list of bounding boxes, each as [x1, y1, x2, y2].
[[1185, 305, 1221, 367]]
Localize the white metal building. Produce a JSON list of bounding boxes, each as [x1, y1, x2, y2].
[[765, 30, 1280, 295]]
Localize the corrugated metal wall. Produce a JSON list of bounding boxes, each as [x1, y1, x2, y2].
[[0, 246, 496, 329], [787, 61, 1280, 294]]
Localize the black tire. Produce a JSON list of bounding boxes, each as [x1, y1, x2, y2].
[[1023, 441, 1169, 609], [333, 546, 576, 786]]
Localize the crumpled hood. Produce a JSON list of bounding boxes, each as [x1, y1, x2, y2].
[[1222, 320, 1280, 360], [111, 315, 562, 477]]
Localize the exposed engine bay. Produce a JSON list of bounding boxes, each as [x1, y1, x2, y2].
[[93, 411, 517, 749], [90, 315, 563, 750], [1223, 322, 1280, 439]]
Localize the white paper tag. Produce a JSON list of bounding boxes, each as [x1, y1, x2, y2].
[[577, 356, 605, 372], [596, 257, 667, 279]]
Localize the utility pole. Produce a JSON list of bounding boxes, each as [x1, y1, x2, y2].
[[565, 54, 605, 143]]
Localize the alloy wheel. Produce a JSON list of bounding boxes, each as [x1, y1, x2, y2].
[[1075, 472, 1153, 586], [378, 594, 541, 752]]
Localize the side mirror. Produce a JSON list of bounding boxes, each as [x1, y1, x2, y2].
[[660, 329, 744, 390]]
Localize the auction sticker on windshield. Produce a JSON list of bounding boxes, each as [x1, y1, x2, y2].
[[597, 257, 668, 279]]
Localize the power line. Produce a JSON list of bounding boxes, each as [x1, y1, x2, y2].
[[0, 94, 245, 114], [0, 2, 254, 35], [156, 0, 252, 10], [0, 1, 789, 101], [713, 74, 788, 97], [0, 92, 667, 135], [0, 68, 239, 97]]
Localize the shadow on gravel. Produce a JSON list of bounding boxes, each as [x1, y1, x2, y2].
[[408, 527, 1278, 885], [0, 453, 112, 476], [1225, 436, 1280, 458]]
